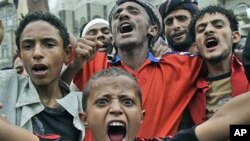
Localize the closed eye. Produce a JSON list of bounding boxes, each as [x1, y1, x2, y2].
[[102, 28, 111, 35], [214, 24, 223, 29], [212, 20, 225, 29], [44, 42, 55, 48], [130, 9, 139, 15], [87, 29, 98, 36], [42, 38, 57, 48], [197, 27, 205, 33]]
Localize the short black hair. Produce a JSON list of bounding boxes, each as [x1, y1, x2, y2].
[[15, 12, 70, 50], [189, 5, 239, 43], [79, 22, 88, 37], [82, 67, 142, 111]]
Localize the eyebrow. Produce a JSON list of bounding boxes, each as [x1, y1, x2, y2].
[[211, 19, 225, 25], [113, 7, 123, 17], [119, 94, 136, 100], [95, 93, 112, 99], [22, 37, 57, 42], [196, 19, 225, 29]]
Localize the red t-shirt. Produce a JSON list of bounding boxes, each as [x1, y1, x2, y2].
[[74, 52, 203, 140]]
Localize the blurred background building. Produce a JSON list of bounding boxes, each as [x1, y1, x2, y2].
[[0, 0, 250, 69]]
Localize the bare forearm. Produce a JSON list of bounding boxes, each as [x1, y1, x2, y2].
[[0, 119, 39, 141], [195, 92, 250, 141], [243, 31, 250, 81], [61, 64, 82, 85]]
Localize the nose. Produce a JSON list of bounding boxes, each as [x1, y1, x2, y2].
[[172, 18, 181, 30], [119, 10, 129, 21], [33, 44, 44, 60], [109, 100, 123, 116], [96, 31, 105, 41], [204, 24, 214, 36]]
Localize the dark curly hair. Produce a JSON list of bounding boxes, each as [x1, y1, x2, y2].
[[189, 5, 239, 43], [15, 12, 70, 50]]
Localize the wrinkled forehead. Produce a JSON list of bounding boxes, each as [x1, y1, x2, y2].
[[111, 1, 149, 20], [88, 76, 139, 100], [90, 75, 136, 89]]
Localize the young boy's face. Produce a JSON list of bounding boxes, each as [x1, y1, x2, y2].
[[81, 75, 145, 141], [194, 13, 240, 61], [18, 20, 67, 86]]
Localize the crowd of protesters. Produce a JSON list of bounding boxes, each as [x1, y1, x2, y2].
[[0, 0, 250, 141]]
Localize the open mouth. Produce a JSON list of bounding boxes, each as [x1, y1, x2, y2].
[[172, 31, 184, 38], [98, 42, 112, 52], [107, 121, 126, 141], [32, 64, 48, 72], [205, 37, 218, 48], [120, 23, 133, 34], [98, 44, 107, 52]]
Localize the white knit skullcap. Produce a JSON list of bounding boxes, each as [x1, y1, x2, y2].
[[81, 18, 109, 37]]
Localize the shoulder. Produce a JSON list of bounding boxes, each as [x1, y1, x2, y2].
[[160, 51, 202, 64], [0, 69, 28, 88], [162, 51, 201, 59], [0, 69, 18, 79]]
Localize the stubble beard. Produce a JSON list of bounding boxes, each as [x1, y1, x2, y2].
[[167, 32, 193, 52]]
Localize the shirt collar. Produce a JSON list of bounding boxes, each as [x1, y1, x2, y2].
[[16, 79, 71, 107], [110, 51, 161, 64]]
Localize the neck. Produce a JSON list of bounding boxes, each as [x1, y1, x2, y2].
[[118, 41, 149, 71], [205, 55, 232, 78], [35, 79, 63, 108]]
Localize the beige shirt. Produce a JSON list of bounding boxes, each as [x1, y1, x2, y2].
[[206, 74, 232, 119]]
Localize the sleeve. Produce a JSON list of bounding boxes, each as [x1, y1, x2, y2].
[[243, 31, 250, 82], [163, 127, 199, 141]]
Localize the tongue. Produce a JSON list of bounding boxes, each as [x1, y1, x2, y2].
[[109, 133, 124, 141]]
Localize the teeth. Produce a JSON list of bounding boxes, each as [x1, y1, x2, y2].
[[207, 39, 215, 42], [121, 23, 130, 27], [206, 37, 216, 42], [110, 121, 124, 127]]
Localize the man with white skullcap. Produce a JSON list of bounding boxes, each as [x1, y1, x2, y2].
[[80, 18, 113, 52]]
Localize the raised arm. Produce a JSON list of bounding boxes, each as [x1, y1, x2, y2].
[[151, 37, 171, 58], [61, 36, 101, 85]]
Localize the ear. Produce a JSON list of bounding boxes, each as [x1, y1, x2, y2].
[[191, 42, 199, 54], [79, 112, 89, 128], [232, 31, 241, 44], [147, 25, 158, 37], [16, 50, 21, 59], [140, 110, 146, 124], [63, 45, 74, 65]]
